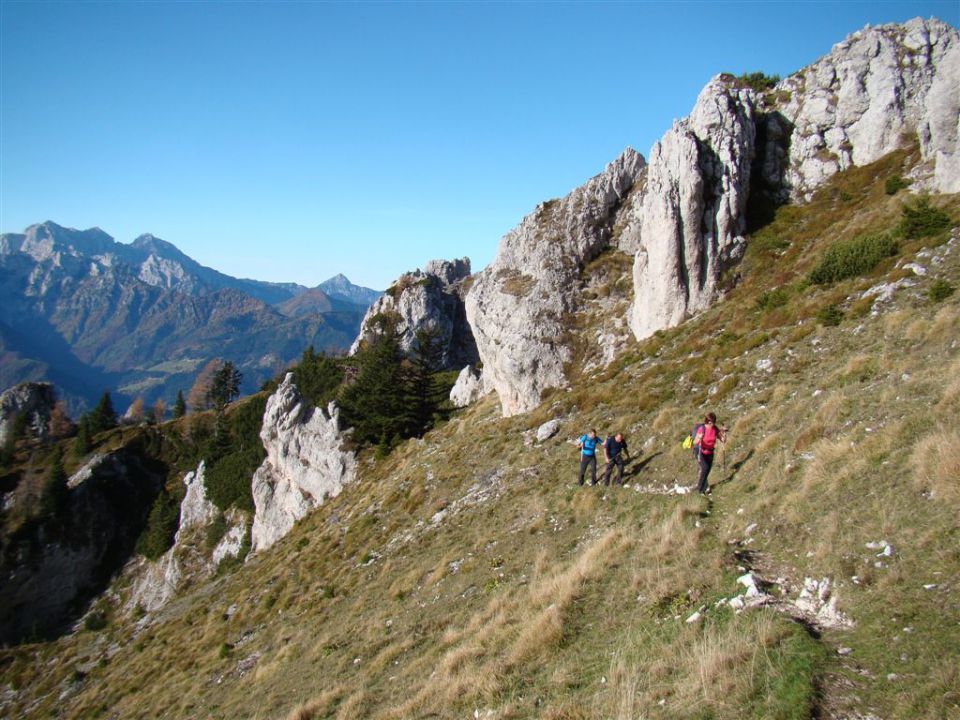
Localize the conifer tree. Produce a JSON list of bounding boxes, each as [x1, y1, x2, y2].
[[173, 390, 186, 419], [340, 315, 408, 447], [74, 415, 92, 457], [210, 361, 242, 412], [89, 392, 117, 434], [41, 447, 69, 517], [293, 345, 343, 408], [407, 328, 445, 438]]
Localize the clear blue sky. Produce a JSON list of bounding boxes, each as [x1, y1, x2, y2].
[[2, 1, 956, 290]]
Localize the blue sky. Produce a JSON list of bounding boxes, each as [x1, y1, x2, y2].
[[2, 1, 957, 290]]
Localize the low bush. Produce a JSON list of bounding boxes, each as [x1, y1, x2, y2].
[[84, 611, 108, 632], [884, 174, 910, 195], [816, 304, 844, 327], [896, 197, 952, 239], [755, 287, 790, 311], [734, 71, 780, 92], [808, 233, 898, 284], [928, 279, 955, 303]]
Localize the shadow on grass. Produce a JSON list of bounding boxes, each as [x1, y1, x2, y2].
[[715, 448, 755, 487], [624, 451, 663, 478]]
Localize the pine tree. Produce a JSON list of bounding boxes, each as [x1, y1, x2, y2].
[[339, 315, 408, 447], [293, 345, 343, 408], [40, 447, 69, 517], [151, 398, 167, 425], [74, 415, 92, 457], [407, 328, 445, 437], [89, 392, 117, 434], [210, 361, 242, 412], [173, 390, 186, 419]]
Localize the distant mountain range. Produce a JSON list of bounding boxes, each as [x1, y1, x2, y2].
[[0, 221, 381, 410]]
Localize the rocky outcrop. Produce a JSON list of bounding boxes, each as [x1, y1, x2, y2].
[[127, 462, 245, 613], [251, 374, 356, 552], [0, 382, 56, 444], [465, 149, 647, 416], [350, 258, 477, 370], [449, 365, 491, 408], [0, 448, 162, 644], [626, 78, 756, 341], [774, 18, 960, 199]]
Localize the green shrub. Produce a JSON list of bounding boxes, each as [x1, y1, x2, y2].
[[204, 394, 267, 512], [205, 513, 228, 550], [928, 279, 955, 303], [136, 492, 180, 560], [884, 175, 910, 195], [734, 71, 780, 92], [84, 611, 107, 632], [755, 287, 790, 311], [816, 304, 844, 326], [896, 197, 952, 239], [808, 233, 898, 284]]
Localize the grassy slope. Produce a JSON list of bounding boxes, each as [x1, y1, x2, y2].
[[2, 151, 959, 720]]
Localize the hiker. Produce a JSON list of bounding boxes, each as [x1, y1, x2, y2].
[[577, 429, 602, 486], [602, 432, 630, 486], [693, 412, 726, 495]]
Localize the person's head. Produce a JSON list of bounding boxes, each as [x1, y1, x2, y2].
[[704, 412, 717, 425], [615, 432, 623, 441], [589, 429, 597, 438]]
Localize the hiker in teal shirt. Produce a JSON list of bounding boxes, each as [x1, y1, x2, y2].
[[577, 429, 601, 486]]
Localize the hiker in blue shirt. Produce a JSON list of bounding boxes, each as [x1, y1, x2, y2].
[[577, 429, 602, 486], [602, 432, 631, 486]]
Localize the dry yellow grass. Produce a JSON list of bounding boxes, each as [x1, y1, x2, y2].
[[911, 426, 960, 506]]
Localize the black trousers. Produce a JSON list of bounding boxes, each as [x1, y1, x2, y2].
[[697, 452, 714, 494], [578, 455, 597, 485], [603, 456, 625, 486]]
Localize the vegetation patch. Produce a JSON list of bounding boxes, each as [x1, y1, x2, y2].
[[808, 232, 898, 285]]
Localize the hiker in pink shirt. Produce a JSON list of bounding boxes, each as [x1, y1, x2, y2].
[[693, 412, 726, 495]]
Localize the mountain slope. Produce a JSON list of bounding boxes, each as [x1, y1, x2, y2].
[[3, 148, 957, 720], [0, 222, 378, 408]]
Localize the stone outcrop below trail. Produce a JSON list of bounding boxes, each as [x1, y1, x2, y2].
[[465, 149, 646, 416], [625, 78, 756, 341], [128, 462, 245, 613], [350, 258, 477, 370], [250, 374, 356, 552]]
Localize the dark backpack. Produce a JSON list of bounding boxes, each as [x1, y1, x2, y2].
[[689, 423, 704, 458]]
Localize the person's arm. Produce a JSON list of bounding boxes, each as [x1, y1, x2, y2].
[[576, 436, 583, 450], [602, 438, 610, 462], [694, 428, 704, 446]]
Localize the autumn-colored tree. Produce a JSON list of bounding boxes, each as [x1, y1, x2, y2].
[[125, 397, 145, 424], [48, 401, 74, 439], [150, 398, 167, 424], [188, 359, 221, 413]]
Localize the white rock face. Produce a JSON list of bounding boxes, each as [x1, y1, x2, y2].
[[0, 382, 56, 444], [350, 258, 477, 369], [776, 18, 960, 198], [627, 78, 755, 341], [250, 373, 357, 553], [128, 462, 245, 613], [465, 149, 646, 416], [449, 365, 490, 408]]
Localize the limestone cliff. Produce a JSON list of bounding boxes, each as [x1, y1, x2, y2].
[[350, 258, 477, 370], [465, 149, 646, 416], [127, 462, 245, 613], [250, 374, 356, 552], [775, 17, 959, 199], [626, 78, 756, 340]]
